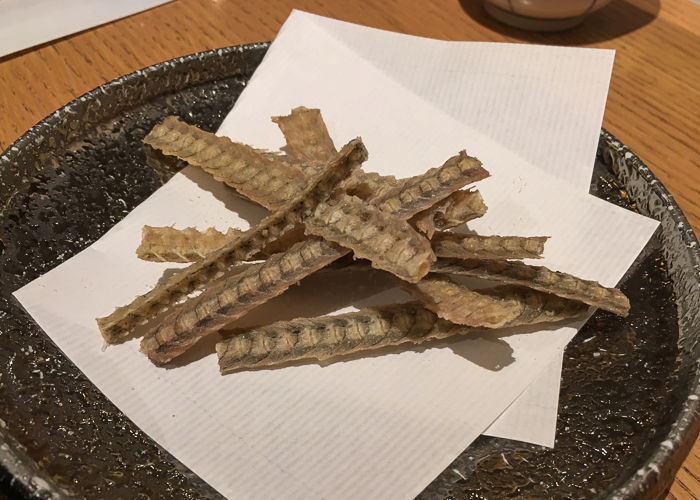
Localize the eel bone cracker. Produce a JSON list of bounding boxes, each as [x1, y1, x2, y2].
[[97, 139, 367, 343], [375, 151, 488, 217], [140, 149, 488, 363], [431, 258, 630, 316], [404, 275, 588, 328], [137, 226, 244, 263], [216, 302, 464, 373], [305, 194, 435, 283], [432, 233, 548, 260], [143, 116, 308, 210]]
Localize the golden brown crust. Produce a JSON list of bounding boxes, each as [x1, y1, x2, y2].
[[412, 189, 487, 238], [143, 116, 308, 210], [98, 139, 367, 343], [431, 258, 630, 316], [216, 302, 463, 373], [305, 194, 435, 283], [404, 275, 588, 328], [432, 233, 548, 260]]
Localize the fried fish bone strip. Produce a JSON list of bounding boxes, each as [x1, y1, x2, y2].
[[142, 238, 350, 364], [141, 150, 489, 364], [404, 275, 588, 328], [144, 116, 308, 210], [431, 258, 630, 316], [432, 233, 548, 260], [272, 106, 337, 167], [412, 189, 487, 238], [98, 139, 367, 343], [216, 302, 464, 373], [136, 225, 308, 264], [305, 194, 435, 283], [376, 151, 488, 217], [137, 226, 244, 263]]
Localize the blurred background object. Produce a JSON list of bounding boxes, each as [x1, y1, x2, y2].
[[483, 0, 615, 31], [0, 0, 171, 59]]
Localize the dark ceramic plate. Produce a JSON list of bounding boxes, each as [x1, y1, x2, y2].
[[0, 43, 699, 500]]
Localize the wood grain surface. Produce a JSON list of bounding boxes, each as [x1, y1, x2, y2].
[[0, 0, 698, 498]]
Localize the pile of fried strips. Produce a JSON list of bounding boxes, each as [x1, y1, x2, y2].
[[96, 107, 629, 374]]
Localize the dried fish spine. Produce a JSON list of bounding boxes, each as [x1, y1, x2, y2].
[[405, 275, 588, 328], [432, 234, 548, 260], [142, 238, 349, 364], [376, 151, 488, 218], [431, 258, 630, 316], [342, 171, 404, 202], [144, 116, 308, 210], [216, 303, 462, 372], [137, 226, 244, 263], [305, 194, 435, 282], [98, 139, 367, 343]]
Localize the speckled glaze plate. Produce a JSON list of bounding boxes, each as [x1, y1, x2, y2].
[[1, 44, 699, 500]]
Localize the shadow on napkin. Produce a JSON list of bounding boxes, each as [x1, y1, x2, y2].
[[180, 167, 269, 227]]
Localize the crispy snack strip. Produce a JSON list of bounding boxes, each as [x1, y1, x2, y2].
[[431, 258, 630, 316], [405, 275, 588, 328], [272, 106, 338, 167], [136, 226, 307, 264], [141, 238, 349, 364], [412, 189, 487, 238], [140, 150, 489, 363], [376, 151, 488, 217], [216, 302, 464, 373], [98, 139, 367, 343], [432, 233, 548, 260], [305, 194, 435, 283], [137, 226, 243, 263], [143, 116, 308, 210]]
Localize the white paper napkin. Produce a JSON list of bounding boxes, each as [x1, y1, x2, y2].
[[0, 0, 171, 58], [14, 12, 658, 499]]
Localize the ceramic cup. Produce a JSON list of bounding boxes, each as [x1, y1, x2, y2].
[[483, 0, 614, 31]]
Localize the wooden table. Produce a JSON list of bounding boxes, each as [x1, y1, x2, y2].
[[1, 0, 698, 497]]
